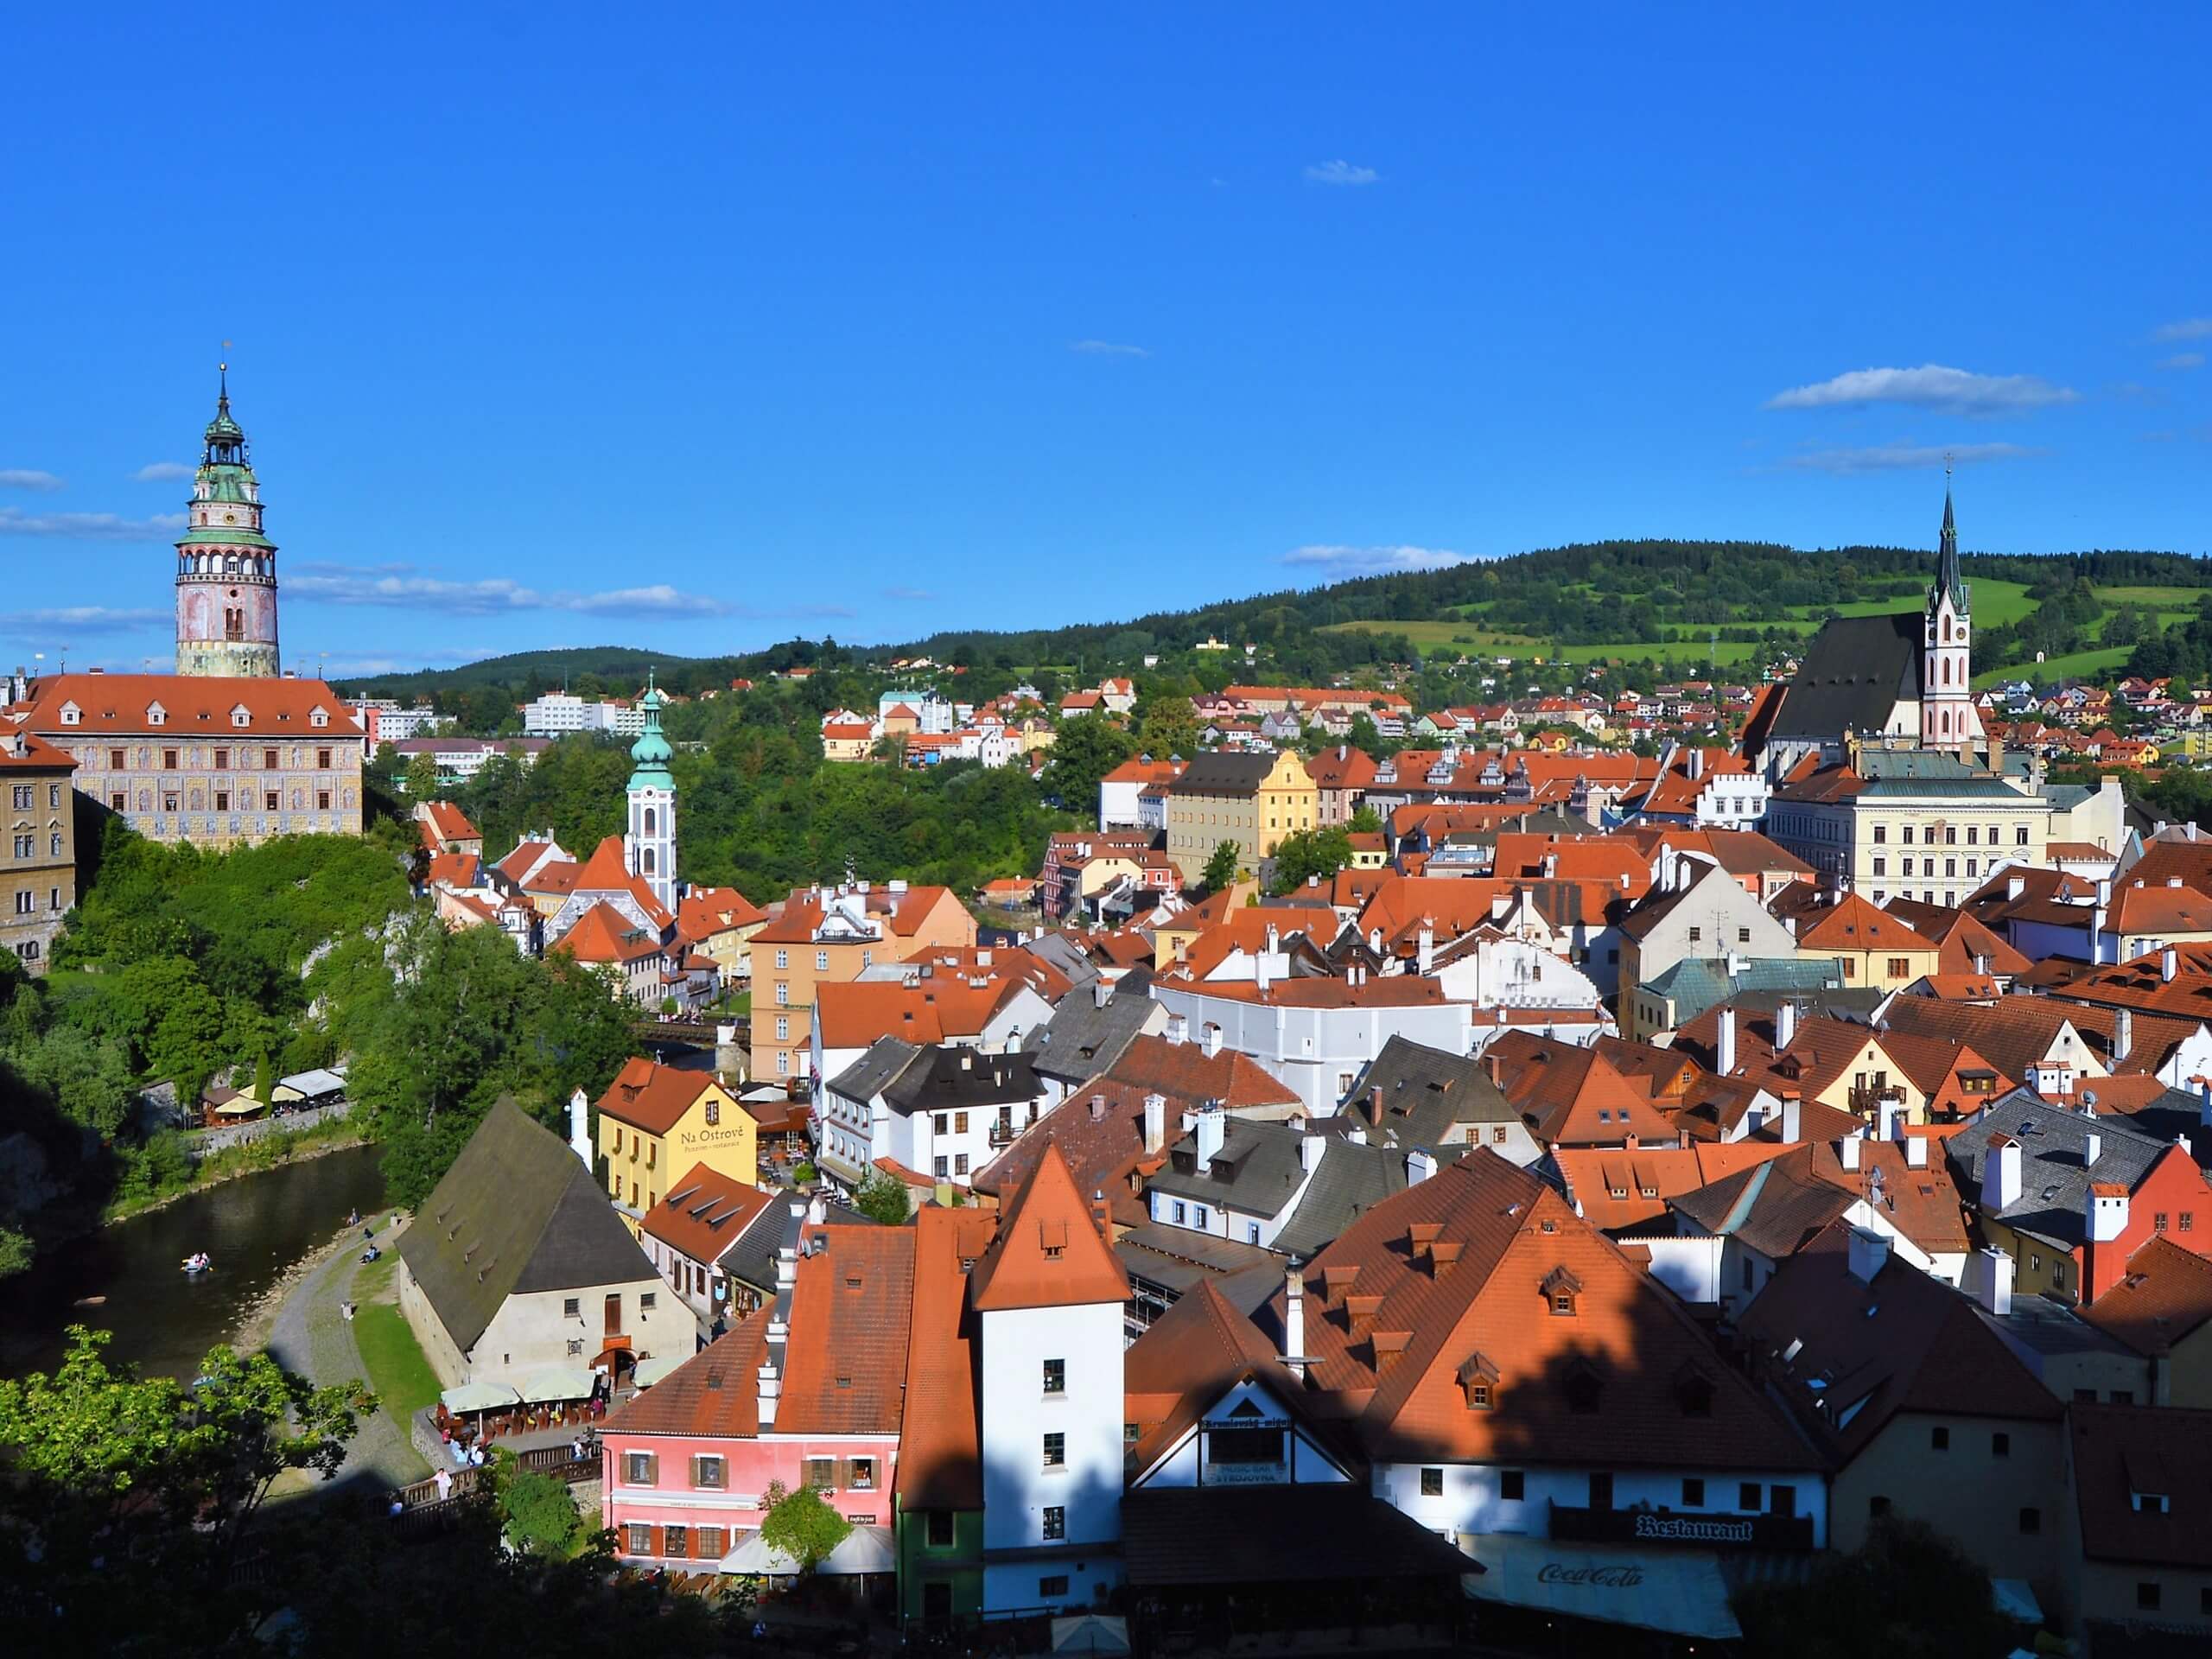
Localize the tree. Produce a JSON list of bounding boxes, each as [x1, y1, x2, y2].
[[402, 751, 442, 799], [1732, 1516, 2016, 1659], [1349, 804, 1384, 835], [1202, 841, 1242, 893], [492, 1447, 587, 1559], [851, 1166, 912, 1224], [1268, 826, 1354, 895], [0, 1226, 29, 1277], [1042, 713, 1135, 810], [1135, 696, 1200, 760], [757, 1478, 852, 1573]]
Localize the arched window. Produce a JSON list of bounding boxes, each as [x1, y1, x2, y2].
[[642, 848, 656, 874], [643, 807, 656, 836]]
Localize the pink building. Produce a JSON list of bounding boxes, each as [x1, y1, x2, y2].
[[599, 1209, 913, 1567]]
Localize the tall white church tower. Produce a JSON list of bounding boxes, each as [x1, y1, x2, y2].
[[1921, 480, 1981, 755], [623, 674, 678, 914]]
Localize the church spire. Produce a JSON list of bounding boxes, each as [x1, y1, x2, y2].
[[1934, 470, 1967, 613]]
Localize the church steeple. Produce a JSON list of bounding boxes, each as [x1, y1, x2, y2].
[[624, 671, 678, 913], [1934, 483, 1967, 613], [1919, 473, 1978, 755]]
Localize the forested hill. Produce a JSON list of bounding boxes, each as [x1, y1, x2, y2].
[[337, 537, 2211, 705]]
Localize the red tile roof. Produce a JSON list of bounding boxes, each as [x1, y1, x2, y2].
[[641, 1164, 777, 1265], [778, 1224, 915, 1433], [969, 1143, 1128, 1312], [2077, 1235, 2212, 1357], [556, 901, 666, 968], [895, 1206, 1001, 1508], [2069, 1402, 2212, 1568], [13, 672, 365, 738], [594, 1056, 722, 1135]]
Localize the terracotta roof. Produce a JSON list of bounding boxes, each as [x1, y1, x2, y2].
[[556, 901, 665, 967], [594, 1056, 723, 1135], [640, 1164, 777, 1265], [812, 977, 1020, 1051], [2077, 1235, 2212, 1357], [896, 1206, 1000, 1508], [1107, 1033, 1302, 1113], [2127, 837, 2212, 898], [778, 1224, 915, 1433], [1882, 991, 2197, 1080], [677, 886, 768, 940], [1122, 1280, 1335, 1478], [0, 730, 74, 771], [569, 834, 674, 930], [604, 1319, 768, 1439], [1553, 1142, 1791, 1233], [1787, 891, 1937, 955], [424, 850, 482, 890], [2069, 1402, 2212, 1569], [1164, 975, 1449, 1010], [1485, 1033, 1676, 1147], [968, 1142, 1128, 1313], [419, 800, 480, 843], [1278, 1150, 1819, 1471], [13, 671, 364, 738]]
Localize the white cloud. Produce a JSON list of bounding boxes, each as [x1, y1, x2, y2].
[[1765, 364, 2078, 416], [133, 461, 194, 482], [283, 562, 850, 621], [2154, 318, 2212, 342], [1070, 340, 1150, 358], [2158, 353, 2205, 372], [0, 507, 186, 540], [0, 606, 168, 637], [0, 469, 64, 493], [1281, 544, 1475, 576], [1781, 441, 2039, 475], [1305, 159, 1379, 187]]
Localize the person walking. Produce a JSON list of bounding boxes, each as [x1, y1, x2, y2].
[[434, 1467, 453, 1502]]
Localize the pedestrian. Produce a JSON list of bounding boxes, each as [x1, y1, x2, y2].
[[434, 1467, 452, 1501], [388, 1495, 404, 1517], [571, 1433, 585, 1462]]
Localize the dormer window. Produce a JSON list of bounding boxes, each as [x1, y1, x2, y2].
[[1542, 1264, 1583, 1317], [1459, 1351, 1500, 1410], [310, 709, 328, 728], [146, 703, 167, 727], [1562, 1361, 1603, 1414], [232, 706, 251, 728], [59, 702, 79, 727]]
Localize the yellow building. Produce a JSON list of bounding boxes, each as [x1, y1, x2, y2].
[[0, 729, 77, 975], [592, 1057, 759, 1228], [677, 887, 769, 988], [1778, 890, 1943, 995], [1164, 749, 1319, 883]]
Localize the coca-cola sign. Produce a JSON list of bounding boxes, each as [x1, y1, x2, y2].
[[1536, 1561, 1645, 1590]]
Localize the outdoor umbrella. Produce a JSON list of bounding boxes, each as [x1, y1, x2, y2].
[[1050, 1615, 1130, 1656], [517, 1365, 595, 1404], [440, 1382, 520, 1414]]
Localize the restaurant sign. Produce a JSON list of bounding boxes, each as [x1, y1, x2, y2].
[[1549, 1503, 1813, 1551]]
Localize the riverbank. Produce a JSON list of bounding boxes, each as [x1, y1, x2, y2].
[[99, 1117, 371, 1226]]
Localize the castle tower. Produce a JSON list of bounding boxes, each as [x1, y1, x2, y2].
[[175, 367, 281, 677], [1920, 480, 1980, 753], [624, 673, 677, 913]]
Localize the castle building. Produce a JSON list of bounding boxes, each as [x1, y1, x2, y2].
[[624, 675, 678, 916], [175, 369, 281, 678]]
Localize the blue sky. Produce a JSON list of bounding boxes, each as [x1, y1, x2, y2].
[[3, 5, 2208, 676]]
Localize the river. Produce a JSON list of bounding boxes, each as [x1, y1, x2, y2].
[[0, 1142, 389, 1382]]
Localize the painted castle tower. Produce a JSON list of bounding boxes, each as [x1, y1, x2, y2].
[[175, 368, 281, 677], [624, 674, 678, 914], [1920, 480, 1980, 754]]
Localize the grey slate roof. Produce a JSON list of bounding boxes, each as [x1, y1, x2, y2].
[[880, 1046, 1046, 1118], [1149, 1118, 1311, 1214], [1770, 611, 1922, 744], [1641, 957, 1848, 1027], [1332, 1036, 1517, 1152], [1024, 931, 1103, 990], [1172, 751, 1278, 798], [398, 1097, 658, 1356], [1025, 975, 1160, 1084], [1669, 1156, 1853, 1260], [826, 1036, 926, 1106], [1945, 1088, 2172, 1250], [1272, 1140, 1413, 1257], [715, 1193, 869, 1296]]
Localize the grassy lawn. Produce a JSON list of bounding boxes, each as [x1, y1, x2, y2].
[[1974, 645, 2133, 690], [1315, 620, 1545, 652], [350, 1249, 442, 1422]]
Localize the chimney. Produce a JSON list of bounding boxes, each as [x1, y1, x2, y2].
[[1299, 1134, 1323, 1173], [1974, 1246, 2015, 1318], [1142, 1092, 1166, 1154], [755, 1358, 781, 1427], [1839, 1132, 1861, 1172], [1201, 1023, 1223, 1059], [2006, 874, 2026, 902], [1194, 1107, 1225, 1173], [1974, 952, 1992, 976], [776, 1243, 798, 1293], [1089, 1094, 1107, 1122], [2164, 945, 2180, 982], [568, 1088, 592, 1170], [1484, 1052, 1502, 1089], [1407, 1147, 1437, 1185], [1846, 1225, 1891, 1286], [1282, 1258, 1307, 1379], [1094, 979, 1112, 1009], [1982, 1136, 2023, 1211], [1265, 922, 1280, 955], [1366, 1085, 1386, 1128], [1166, 1012, 1188, 1046], [2115, 1008, 2133, 1064], [1878, 1098, 1906, 1143], [715, 1022, 741, 1081], [1417, 922, 1435, 977], [1777, 1000, 1799, 1049], [1905, 1132, 1929, 1168], [2085, 1129, 2101, 1170], [2088, 1181, 2130, 1247], [1717, 1007, 1738, 1077], [1781, 1090, 1802, 1146]]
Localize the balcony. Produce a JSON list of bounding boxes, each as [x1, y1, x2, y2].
[[1847, 1084, 1908, 1118], [988, 1120, 1020, 1150]]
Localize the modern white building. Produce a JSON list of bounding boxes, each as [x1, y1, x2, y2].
[[523, 690, 649, 738]]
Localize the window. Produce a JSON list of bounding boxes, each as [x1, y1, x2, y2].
[[108, 748, 125, 770], [566, 1338, 584, 1356], [1886, 957, 1910, 978], [1039, 1575, 1070, 1598], [1500, 1470, 1525, 1503], [214, 791, 229, 811], [816, 950, 829, 971], [1681, 1478, 1705, 1506], [1930, 1426, 1949, 1451], [775, 982, 788, 1007], [625, 1523, 652, 1556], [661, 1523, 687, 1559], [2018, 1507, 2040, 1535], [1902, 825, 1914, 845], [263, 748, 278, 770], [10, 838, 28, 861], [1588, 1471, 1614, 1510], [317, 791, 331, 810], [774, 949, 788, 970], [696, 1526, 727, 1560], [1172, 1201, 1186, 1224], [2137, 1582, 2161, 1611], [926, 1510, 954, 1548], [2017, 826, 2029, 846], [805, 1457, 835, 1492], [1991, 1432, 2009, 1457], [850, 1458, 875, 1491], [1042, 1433, 1065, 1468], [1192, 1205, 1209, 1229], [563, 1298, 581, 1319], [691, 1455, 725, 1490], [1248, 1220, 1262, 1242], [1042, 1506, 1065, 1541], [2155, 1211, 2169, 1232], [1420, 1467, 1444, 1497], [264, 792, 278, 810], [2185, 1213, 2196, 1232], [162, 748, 179, 770], [933, 1156, 948, 1179], [7, 786, 24, 810], [1738, 1482, 1760, 1511], [623, 1452, 657, 1485], [1687, 926, 1701, 944], [1869, 1495, 1891, 1518], [1770, 1484, 1796, 1516], [1043, 1358, 1065, 1395]]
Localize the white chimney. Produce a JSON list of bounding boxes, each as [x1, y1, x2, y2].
[[1166, 1012, 1188, 1046], [1717, 1007, 1738, 1077], [1777, 1000, 1799, 1049], [755, 1358, 781, 1427], [1298, 1134, 1323, 1173], [776, 1245, 798, 1292], [1282, 1258, 1307, 1379], [2085, 1131, 2101, 1171], [1408, 1148, 1437, 1185], [1974, 1246, 2015, 1318], [1201, 1023, 1223, 1059], [1846, 1225, 1891, 1286], [2164, 945, 2179, 982], [1417, 922, 1435, 976], [1839, 1133, 1862, 1172], [2088, 1182, 2129, 1245], [1194, 1107, 1225, 1174], [1905, 1134, 1928, 1169], [1781, 1092, 1802, 1146], [568, 1088, 593, 1169], [1142, 1092, 1166, 1154], [1982, 1138, 2023, 1211], [1878, 1098, 1906, 1143]]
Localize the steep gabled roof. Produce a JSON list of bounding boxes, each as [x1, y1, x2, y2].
[[896, 1206, 1000, 1508], [968, 1142, 1128, 1312]]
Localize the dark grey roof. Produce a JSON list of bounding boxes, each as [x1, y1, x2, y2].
[[880, 1046, 1046, 1118], [1025, 977, 1160, 1084], [1331, 1035, 1516, 1152], [1272, 1140, 1412, 1257], [1669, 1156, 1852, 1259], [715, 1193, 868, 1294], [1116, 1220, 1281, 1314], [397, 1097, 658, 1356], [1945, 1088, 2171, 1250], [1172, 750, 1278, 798], [1024, 931, 1103, 989], [1770, 612, 1923, 744], [826, 1035, 925, 1105], [1149, 1119, 1311, 1214], [1976, 1292, 2139, 1360]]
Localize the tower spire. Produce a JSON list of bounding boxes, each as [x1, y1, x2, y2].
[[1935, 469, 1966, 612]]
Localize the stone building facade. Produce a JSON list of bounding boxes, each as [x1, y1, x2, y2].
[[0, 729, 78, 974]]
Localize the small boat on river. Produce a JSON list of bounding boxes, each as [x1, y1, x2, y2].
[[181, 1252, 213, 1275]]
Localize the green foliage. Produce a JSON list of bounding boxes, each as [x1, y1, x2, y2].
[[1135, 694, 1200, 760], [1268, 825, 1354, 894], [1349, 804, 1384, 835], [492, 1447, 588, 1559], [851, 1166, 913, 1224], [1732, 1516, 2016, 1659], [1201, 841, 1242, 893], [1042, 713, 1137, 811], [111, 1129, 194, 1206], [791, 1160, 819, 1185], [401, 752, 442, 799], [757, 1478, 853, 1573], [0, 1225, 30, 1277]]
